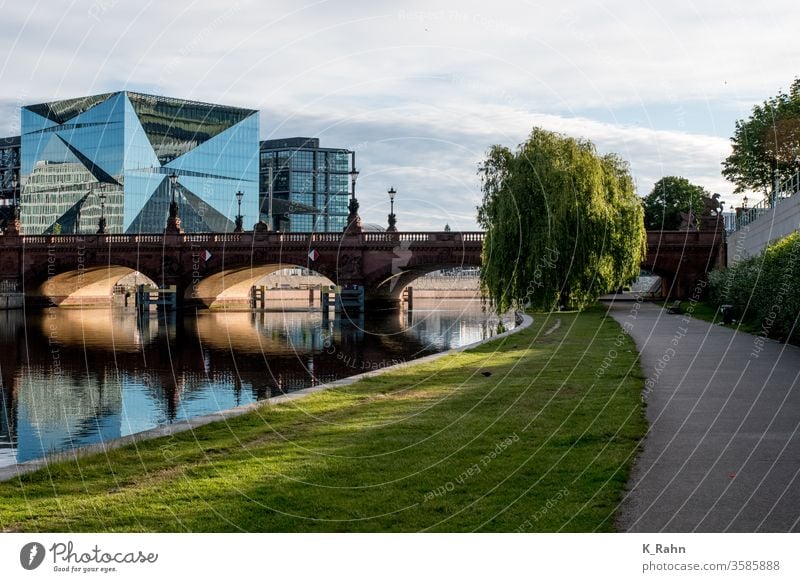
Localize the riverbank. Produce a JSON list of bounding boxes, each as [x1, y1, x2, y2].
[[0, 306, 645, 532]]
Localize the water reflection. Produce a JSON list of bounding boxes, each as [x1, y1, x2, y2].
[[0, 300, 510, 467]]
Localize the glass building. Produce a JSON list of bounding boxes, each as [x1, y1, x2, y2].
[[259, 137, 352, 232], [19, 92, 259, 234], [0, 135, 20, 226]]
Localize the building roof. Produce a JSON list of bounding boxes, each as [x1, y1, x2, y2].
[[260, 137, 319, 150]]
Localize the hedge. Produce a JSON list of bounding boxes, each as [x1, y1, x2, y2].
[[708, 231, 800, 341]]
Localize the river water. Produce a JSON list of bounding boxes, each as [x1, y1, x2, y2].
[[0, 300, 511, 468]]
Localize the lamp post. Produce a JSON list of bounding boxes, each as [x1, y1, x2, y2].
[[234, 190, 244, 233], [742, 196, 749, 210], [169, 172, 178, 208], [76, 187, 85, 234], [387, 187, 397, 232], [6, 173, 21, 235], [96, 183, 107, 234], [166, 172, 182, 233], [345, 156, 361, 233], [11, 174, 18, 219], [267, 165, 274, 230]]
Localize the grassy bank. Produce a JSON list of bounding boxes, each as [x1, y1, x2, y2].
[[0, 306, 645, 532], [680, 300, 785, 339]]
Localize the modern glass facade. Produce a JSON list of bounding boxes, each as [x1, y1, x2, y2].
[[0, 135, 20, 225], [259, 137, 352, 232], [20, 92, 259, 234]]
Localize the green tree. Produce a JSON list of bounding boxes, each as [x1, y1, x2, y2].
[[722, 78, 800, 196], [478, 127, 646, 312], [642, 176, 709, 230]]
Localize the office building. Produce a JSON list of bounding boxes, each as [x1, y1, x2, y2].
[[20, 91, 259, 234], [259, 137, 353, 232], [0, 135, 20, 226]]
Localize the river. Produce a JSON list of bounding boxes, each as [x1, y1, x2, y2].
[[0, 299, 511, 468]]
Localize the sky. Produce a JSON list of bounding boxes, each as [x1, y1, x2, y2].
[[0, 0, 797, 230]]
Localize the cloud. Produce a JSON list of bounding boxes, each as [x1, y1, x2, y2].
[[260, 102, 734, 230], [0, 0, 794, 229]]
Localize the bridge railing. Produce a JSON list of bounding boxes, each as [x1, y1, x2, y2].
[[729, 170, 800, 233], [5, 231, 485, 246]]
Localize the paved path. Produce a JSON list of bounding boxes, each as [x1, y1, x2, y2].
[[607, 301, 800, 532]]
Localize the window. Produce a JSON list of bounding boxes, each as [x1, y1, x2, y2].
[[315, 173, 327, 192], [330, 151, 350, 172], [292, 172, 313, 192], [315, 152, 327, 172], [290, 213, 313, 232], [329, 173, 348, 193], [290, 150, 313, 171]]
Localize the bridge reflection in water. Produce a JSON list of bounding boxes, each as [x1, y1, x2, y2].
[[0, 300, 510, 468]]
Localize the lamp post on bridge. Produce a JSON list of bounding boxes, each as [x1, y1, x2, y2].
[[75, 186, 83, 234], [11, 174, 18, 219], [387, 187, 397, 232], [165, 172, 183, 234], [345, 155, 362, 233], [96, 183, 107, 234], [234, 190, 244, 233], [7, 174, 20, 235]]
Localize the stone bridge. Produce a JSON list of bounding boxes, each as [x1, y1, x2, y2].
[[0, 231, 484, 309], [643, 228, 726, 299]]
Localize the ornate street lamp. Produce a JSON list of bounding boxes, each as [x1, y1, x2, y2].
[[96, 183, 107, 234], [166, 172, 183, 233], [345, 158, 362, 232], [742, 196, 749, 210], [11, 174, 18, 219], [387, 187, 397, 232], [169, 172, 178, 208], [234, 190, 244, 233], [6, 173, 21, 235], [76, 186, 85, 234]]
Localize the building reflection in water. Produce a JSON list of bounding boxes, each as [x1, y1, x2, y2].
[[0, 299, 511, 467]]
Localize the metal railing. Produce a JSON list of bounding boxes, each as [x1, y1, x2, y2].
[[729, 171, 800, 233]]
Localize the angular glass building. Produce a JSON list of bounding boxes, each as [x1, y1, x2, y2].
[[259, 137, 352, 232], [20, 92, 259, 234]]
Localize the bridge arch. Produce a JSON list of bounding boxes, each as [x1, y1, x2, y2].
[[23, 261, 160, 307], [369, 263, 480, 300], [187, 264, 336, 308], [363, 243, 483, 308]]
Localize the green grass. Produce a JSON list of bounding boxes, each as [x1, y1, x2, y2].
[[0, 306, 646, 532], [683, 300, 766, 336]]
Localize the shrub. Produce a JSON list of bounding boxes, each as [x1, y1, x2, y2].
[[708, 232, 800, 340]]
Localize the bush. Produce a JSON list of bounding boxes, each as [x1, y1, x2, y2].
[[708, 232, 800, 340]]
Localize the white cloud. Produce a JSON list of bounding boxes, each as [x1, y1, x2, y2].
[[0, 0, 795, 229]]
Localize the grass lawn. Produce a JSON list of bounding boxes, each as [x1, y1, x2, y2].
[[0, 306, 645, 532], [678, 300, 767, 337]]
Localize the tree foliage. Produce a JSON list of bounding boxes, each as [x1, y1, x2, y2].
[[642, 176, 709, 230], [722, 78, 800, 195], [478, 127, 646, 312]]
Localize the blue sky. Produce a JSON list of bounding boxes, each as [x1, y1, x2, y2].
[[0, 0, 797, 230]]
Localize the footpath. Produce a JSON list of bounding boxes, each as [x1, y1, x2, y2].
[[607, 300, 800, 532]]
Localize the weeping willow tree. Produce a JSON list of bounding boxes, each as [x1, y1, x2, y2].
[[478, 127, 646, 312]]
